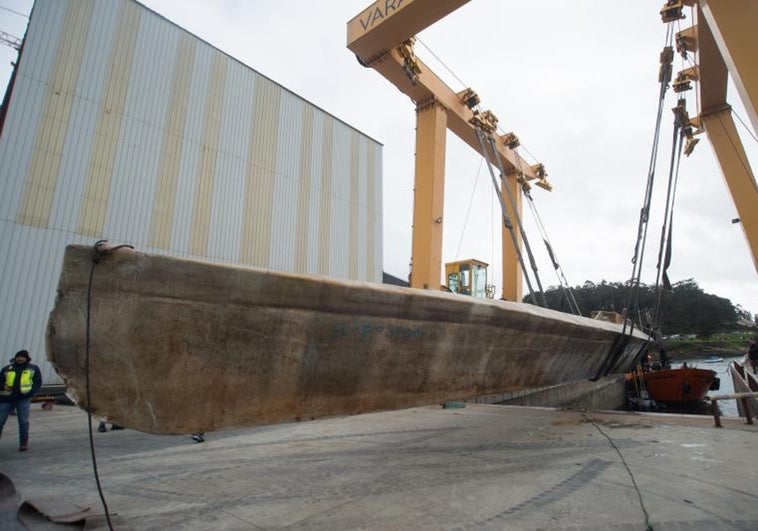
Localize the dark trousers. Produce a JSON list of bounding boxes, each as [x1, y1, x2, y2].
[[0, 398, 31, 445]]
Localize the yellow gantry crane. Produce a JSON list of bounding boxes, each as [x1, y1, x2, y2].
[[347, 0, 758, 304], [347, 0, 551, 302], [669, 0, 758, 273]]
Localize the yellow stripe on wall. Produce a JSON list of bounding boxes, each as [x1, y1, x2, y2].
[[148, 34, 196, 249], [240, 77, 281, 266], [294, 105, 314, 273], [317, 116, 333, 276], [77, 0, 141, 236], [366, 144, 376, 281], [17, 0, 95, 227], [188, 52, 227, 257], [348, 131, 360, 279]]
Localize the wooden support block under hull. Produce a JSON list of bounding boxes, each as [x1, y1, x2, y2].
[[46, 245, 648, 434]]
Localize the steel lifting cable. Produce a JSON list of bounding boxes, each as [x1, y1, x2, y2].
[[414, 37, 547, 306], [732, 110, 758, 146], [509, 143, 581, 315], [476, 128, 548, 308], [623, 25, 676, 336], [503, 134, 581, 314], [628, 27, 675, 291], [474, 127, 541, 305], [455, 158, 485, 261], [523, 189, 582, 315], [482, 133, 549, 307], [652, 120, 685, 328]]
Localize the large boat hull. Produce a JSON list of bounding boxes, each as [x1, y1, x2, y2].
[[47, 245, 648, 434]]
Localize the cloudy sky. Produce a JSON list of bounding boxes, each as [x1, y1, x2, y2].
[[1, 0, 756, 317]]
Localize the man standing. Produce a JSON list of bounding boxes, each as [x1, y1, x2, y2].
[[748, 339, 758, 374], [1, 350, 43, 451]]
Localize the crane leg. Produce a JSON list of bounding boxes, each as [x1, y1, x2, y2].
[[410, 100, 447, 290]]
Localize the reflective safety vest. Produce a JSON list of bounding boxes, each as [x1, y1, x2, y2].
[[2, 367, 35, 396]]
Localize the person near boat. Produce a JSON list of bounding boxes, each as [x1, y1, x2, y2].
[[642, 352, 653, 372], [656, 348, 670, 370], [748, 338, 758, 374], [0, 350, 42, 451]]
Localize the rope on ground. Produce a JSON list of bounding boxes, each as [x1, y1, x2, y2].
[[586, 416, 653, 531], [86, 240, 133, 531]]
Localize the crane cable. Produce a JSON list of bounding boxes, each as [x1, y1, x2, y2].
[[506, 137, 581, 315], [522, 187, 582, 315], [454, 158, 485, 261], [623, 24, 676, 337], [483, 133, 549, 307], [651, 115, 685, 329], [474, 127, 547, 307], [474, 127, 539, 305], [415, 36, 564, 307]]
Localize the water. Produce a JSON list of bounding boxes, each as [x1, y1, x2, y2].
[[671, 354, 744, 416]]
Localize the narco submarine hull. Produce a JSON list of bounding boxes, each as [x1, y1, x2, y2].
[[47, 245, 647, 434]]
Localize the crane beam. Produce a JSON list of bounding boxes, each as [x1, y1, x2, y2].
[[501, 172, 523, 302], [347, 0, 470, 63], [348, 0, 549, 297], [684, 3, 758, 274], [410, 101, 447, 289], [697, 0, 758, 134], [700, 108, 758, 273], [368, 48, 544, 182], [690, 19, 727, 113]]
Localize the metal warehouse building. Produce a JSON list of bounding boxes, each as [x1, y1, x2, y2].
[[0, 0, 383, 386]]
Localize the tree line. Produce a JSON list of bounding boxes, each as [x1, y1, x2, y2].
[[524, 278, 754, 338]]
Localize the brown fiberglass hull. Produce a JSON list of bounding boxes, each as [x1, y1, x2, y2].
[[47, 245, 648, 434]]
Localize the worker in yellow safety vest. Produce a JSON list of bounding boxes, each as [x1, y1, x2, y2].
[[1, 350, 42, 452]]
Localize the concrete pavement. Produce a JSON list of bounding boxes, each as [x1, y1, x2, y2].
[[1, 403, 757, 530]]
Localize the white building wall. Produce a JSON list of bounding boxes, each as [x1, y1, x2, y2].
[[0, 0, 383, 385]]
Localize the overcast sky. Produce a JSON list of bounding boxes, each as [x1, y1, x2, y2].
[[1, 0, 756, 317]]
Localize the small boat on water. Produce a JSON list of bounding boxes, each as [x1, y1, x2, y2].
[[644, 365, 718, 404], [704, 355, 724, 363]]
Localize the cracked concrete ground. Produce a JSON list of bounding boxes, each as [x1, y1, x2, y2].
[[1, 403, 757, 530]]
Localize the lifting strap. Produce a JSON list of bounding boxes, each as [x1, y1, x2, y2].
[[623, 25, 676, 337], [652, 100, 687, 328], [523, 187, 582, 315], [483, 133, 549, 307], [474, 127, 546, 306]]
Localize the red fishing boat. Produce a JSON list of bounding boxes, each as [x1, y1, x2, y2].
[[644, 366, 718, 403]]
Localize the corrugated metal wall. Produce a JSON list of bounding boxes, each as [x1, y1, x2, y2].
[[0, 0, 383, 385]]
